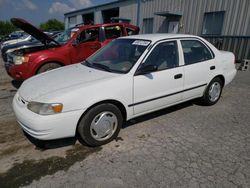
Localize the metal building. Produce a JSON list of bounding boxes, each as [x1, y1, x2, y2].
[[64, 0, 250, 60]]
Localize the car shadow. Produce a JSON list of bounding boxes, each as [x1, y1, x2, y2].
[[11, 80, 23, 89], [23, 131, 77, 150]]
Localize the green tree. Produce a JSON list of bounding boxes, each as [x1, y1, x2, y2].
[[0, 20, 17, 36], [39, 19, 64, 31]]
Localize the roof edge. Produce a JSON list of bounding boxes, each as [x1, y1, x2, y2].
[[64, 0, 129, 16]]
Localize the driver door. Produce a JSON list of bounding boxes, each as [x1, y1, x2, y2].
[[133, 40, 184, 115], [71, 27, 102, 63]]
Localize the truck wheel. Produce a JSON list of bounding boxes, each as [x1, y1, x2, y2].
[[201, 77, 223, 106], [37, 63, 62, 74], [77, 103, 123, 147]]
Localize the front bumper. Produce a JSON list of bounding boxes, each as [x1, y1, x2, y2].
[[12, 93, 85, 140], [4, 62, 31, 80]]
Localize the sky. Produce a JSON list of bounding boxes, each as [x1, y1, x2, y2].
[[0, 0, 117, 26]]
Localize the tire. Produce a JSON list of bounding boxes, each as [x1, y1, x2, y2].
[[201, 77, 223, 106], [77, 103, 123, 146], [37, 62, 62, 74]]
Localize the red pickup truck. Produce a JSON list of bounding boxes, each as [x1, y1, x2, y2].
[[5, 18, 139, 80]]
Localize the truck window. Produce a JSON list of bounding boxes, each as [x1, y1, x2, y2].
[[104, 26, 122, 39], [77, 28, 99, 43]]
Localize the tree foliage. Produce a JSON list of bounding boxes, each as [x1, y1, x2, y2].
[[39, 19, 64, 31], [0, 20, 17, 36]]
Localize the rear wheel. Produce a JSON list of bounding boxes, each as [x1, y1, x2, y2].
[[37, 62, 62, 74], [201, 77, 223, 105], [77, 103, 123, 146]]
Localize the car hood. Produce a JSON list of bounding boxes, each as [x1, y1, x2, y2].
[[2, 40, 41, 53], [18, 64, 119, 101], [11, 18, 59, 45], [2, 39, 20, 46]]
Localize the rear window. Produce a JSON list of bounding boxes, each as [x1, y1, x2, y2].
[[181, 40, 213, 65]]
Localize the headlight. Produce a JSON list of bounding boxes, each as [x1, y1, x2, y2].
[[27, 101, 63, 115], [13, 55, 29, 65]]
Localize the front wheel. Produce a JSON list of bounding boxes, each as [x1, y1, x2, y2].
[[77, 103, 123, 146], [201, 77, 223, 106]]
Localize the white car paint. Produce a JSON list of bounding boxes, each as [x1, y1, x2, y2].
[[13, 34, 237, 140]]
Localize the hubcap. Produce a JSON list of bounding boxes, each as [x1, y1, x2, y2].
[[208, 82, 221, 102], [90, 111, 118, 141]]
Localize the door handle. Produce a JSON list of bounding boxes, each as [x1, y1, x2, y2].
[[210, 66, 216, 70], [174, 74, 183, 79]]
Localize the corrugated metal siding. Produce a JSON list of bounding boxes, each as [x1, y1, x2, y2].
[[136, 0, 250, 36], [119, 0, 137, 25], [204, 36, 250, 60]]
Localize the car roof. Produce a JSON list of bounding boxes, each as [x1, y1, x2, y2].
[[120, 33, 200, 43]]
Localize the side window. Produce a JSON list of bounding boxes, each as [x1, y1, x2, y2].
[[143, 41, 179, 71], [77, 28, 99, 43], [181, 40, 213, 65], [104, 26, 122, 39], [126, 28, 137, 35]]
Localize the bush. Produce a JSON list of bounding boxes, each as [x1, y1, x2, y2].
[[39, 19, 64, 31], [0, 20, 17, 36]]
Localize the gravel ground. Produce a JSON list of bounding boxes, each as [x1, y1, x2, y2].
[[0, 57, 249, 188]]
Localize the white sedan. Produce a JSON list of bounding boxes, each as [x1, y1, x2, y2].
[[13, 34, 236, 146]]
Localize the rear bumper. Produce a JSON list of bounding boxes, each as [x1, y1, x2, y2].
[[224, 68, 237, 86], [12, 93, 85, 140]]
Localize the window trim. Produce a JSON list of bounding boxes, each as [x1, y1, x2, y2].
[[134, 39, 180, 75], [180, 39, 214, 65]]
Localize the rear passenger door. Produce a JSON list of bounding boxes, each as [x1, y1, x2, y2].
[[180, 39, 215, 100]]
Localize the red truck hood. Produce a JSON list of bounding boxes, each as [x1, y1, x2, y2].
[[11, 18, 60, 45]]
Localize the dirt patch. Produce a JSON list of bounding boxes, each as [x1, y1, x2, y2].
[[0, 144, 101, 188], [0, 144, 32, 157]]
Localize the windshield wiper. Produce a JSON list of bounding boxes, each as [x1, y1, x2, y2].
[[92, 63, 112, 72], [83, 60, 92, 67]]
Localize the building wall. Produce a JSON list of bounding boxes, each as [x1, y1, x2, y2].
[[119, 0, 138, 25], [64, 0, 250, 60]]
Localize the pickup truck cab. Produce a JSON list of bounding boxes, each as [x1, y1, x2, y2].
[[5, 18, 139, 80]]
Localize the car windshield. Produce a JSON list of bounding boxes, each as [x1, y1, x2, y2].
[[54, 27, 79, 44], [84, 38, 151, 74]]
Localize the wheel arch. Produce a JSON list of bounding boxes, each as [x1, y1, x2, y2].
[[35, 61, 65, 74], [75, 99, 127, 135], [213, 75, 225, 87]]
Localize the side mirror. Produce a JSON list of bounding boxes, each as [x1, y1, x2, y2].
[[72, 39, 78, 47], [135, 64, 158, 75]]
